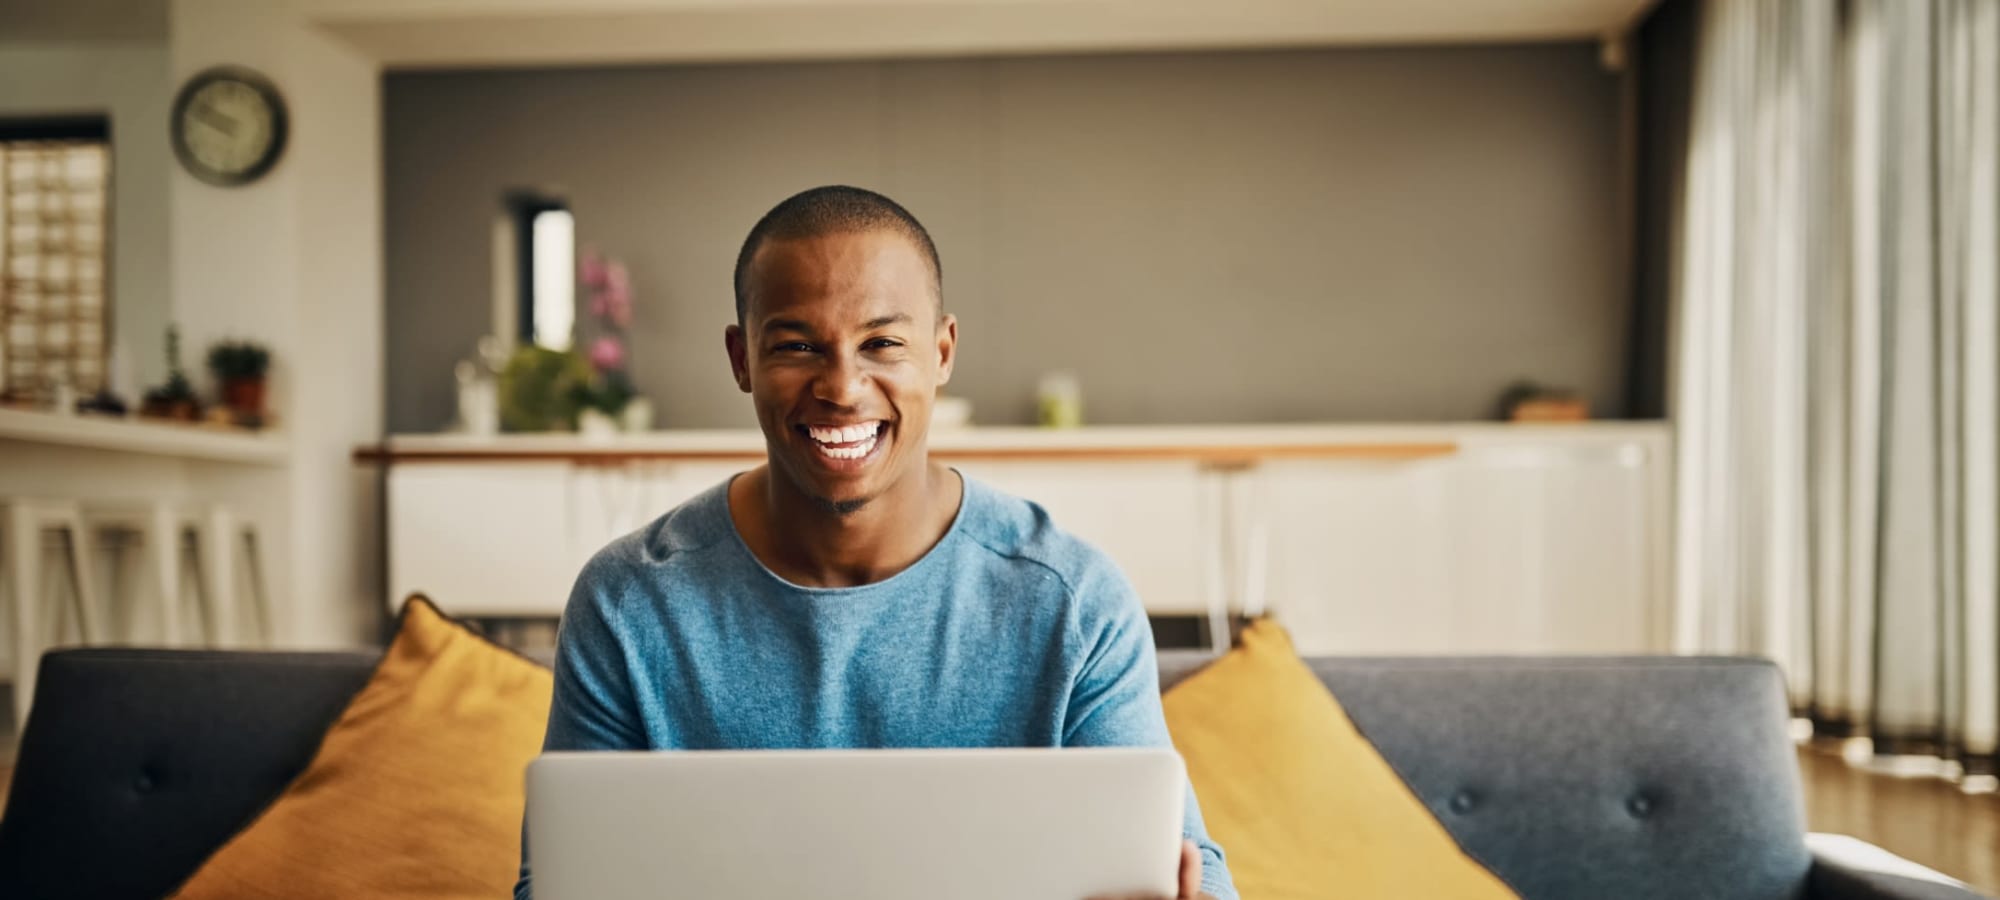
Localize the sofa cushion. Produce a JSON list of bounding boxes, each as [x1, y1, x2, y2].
[[169, 596, 552, 899], [1279, 654, 1810, 900], [1163, 618, 1520, 899], [0, 648, 377, 898]]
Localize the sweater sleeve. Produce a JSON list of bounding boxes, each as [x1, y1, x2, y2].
[[515, 552, 650, 900], [1061, 561, 1238, 900]]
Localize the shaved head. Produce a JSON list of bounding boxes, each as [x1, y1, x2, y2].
[[733, 185, 941, 324]]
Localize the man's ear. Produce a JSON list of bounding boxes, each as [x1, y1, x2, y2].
[[725, 324, 752, 393], [935, 313, 958, 387]]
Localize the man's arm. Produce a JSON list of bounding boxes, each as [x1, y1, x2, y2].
[[515, 555, 650, 900], [1063, 564, 1237, 900]]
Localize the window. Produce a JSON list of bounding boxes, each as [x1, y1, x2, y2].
[[505, 191, 573, 352], [0, 118, 111, 404]]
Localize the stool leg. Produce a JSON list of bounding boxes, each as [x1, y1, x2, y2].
[[91, 527, 135, 643], [8, 507, 44, 731], [148, 508, 185, 646], [56, 514, 103, 645], [201, 510, 239, 649], [179, 526, 214, 647], [240, 527, 272, 647]]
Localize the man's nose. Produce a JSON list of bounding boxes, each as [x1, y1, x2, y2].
[[812, 352, 867, 407]]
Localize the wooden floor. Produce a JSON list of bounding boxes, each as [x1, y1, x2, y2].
[[0, 749, 1995, 891], [1799, 745, 2000, 893]]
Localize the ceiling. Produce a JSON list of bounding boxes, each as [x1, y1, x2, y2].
[[300, 0, 1664, 69], [0, 0, 167, 42]]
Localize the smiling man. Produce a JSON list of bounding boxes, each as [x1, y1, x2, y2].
[[515, 186, 1235, 900]]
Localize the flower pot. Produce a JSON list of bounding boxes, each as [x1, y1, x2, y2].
[[578, 408, 620, 443], [142, 398, 200, 422], [620, 397, 654, 432], [224, 377, 267, 418]]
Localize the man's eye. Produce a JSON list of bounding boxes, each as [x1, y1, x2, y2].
[[773, 342, 814, 353], [864, 339, 903, 351]]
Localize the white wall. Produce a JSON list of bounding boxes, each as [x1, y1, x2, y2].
[[0, 2, 433, 649], [0, 42, 172, 393], [170, 0, 384, 647], [283, 13, 385, 650]]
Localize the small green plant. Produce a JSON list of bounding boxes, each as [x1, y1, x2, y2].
[[206, 340, 272, 383], [144, 325, 197, 405], [498, 345, 593, 432]]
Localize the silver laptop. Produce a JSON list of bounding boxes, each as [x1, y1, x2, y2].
[[526, 747, 1187, 900]]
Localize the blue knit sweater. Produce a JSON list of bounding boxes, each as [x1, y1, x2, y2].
[[514, 474, 1235, 899]]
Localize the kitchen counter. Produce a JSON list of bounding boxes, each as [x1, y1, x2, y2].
[[355, 421, 1667, 465], [363, 420, 1675, 656]]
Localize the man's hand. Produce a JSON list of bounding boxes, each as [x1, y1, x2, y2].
[[1088, 840, 1210, 900]]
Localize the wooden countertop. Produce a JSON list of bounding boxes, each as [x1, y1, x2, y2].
[[354, 422, 1669, 466]]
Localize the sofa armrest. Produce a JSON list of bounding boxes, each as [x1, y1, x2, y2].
[[1806, 834, 1993, 900]]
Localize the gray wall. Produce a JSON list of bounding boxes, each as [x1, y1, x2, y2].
[[385, 45, 1627, 431]]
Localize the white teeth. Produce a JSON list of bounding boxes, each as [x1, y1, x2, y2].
[[805, 421, 882, 462], [807, 422, 881, 444], [816, 435, 877, 460]]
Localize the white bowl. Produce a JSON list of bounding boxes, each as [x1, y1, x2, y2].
[[932, 396, 973, 429]]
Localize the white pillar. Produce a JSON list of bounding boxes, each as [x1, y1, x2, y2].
[[169, 0, 384, 647]]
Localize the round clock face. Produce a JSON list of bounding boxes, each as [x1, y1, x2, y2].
[[172, 67, 287, 186]]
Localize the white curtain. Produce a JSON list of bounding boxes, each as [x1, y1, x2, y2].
[[1673, 0, 2000, 778]]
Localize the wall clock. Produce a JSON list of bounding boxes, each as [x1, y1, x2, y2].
[[172, 66, 288, 187]]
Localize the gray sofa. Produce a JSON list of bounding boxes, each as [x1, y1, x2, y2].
[[0, 648, 1986, 899]]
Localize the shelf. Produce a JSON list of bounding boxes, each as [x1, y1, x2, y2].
[[0, 407, 289, 465]]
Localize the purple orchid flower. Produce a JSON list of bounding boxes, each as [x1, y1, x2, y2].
[[588, 335, 626, 372], [601, 263, 633, 328], [579, 248, 609, 290]]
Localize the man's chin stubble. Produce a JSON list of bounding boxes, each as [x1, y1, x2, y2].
[[814, 494, 870, 517]]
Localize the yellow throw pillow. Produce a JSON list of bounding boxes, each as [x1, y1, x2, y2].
[[1163, 619, 1520, 900], [173, 595, 553, 900]]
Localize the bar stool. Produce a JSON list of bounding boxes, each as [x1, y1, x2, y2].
[[85, 502, 272, 650], [0, 498, 104, 730], [196, 505, 273, 649], [86, 502, 203, 647]]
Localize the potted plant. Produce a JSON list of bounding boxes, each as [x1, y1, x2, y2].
[[498, 345, 592, 432], [207, 339, 272, 424], [140, 326, 203, 422], [1495, 380, 1589, 422]]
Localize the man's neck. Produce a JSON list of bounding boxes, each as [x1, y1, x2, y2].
[[731, 461, 963, 588]]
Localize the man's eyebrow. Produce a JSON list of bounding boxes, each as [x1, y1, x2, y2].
[[760, 313, 912, 333], [760, 317, 813, 334]]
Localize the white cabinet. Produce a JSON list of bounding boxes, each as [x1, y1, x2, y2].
[[1253, 458, 1457, 655], [389, 462, 578, 616], [1254, 436, 1666, 656], [376, 424, 1672, 654], [391, 460, 749, 616]]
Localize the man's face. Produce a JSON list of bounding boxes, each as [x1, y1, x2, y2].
[[727, 229, 956, 514]]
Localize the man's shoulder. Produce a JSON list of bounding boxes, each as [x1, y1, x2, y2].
[[957, 475, 1126, 598], [574, 479, 736, 590]]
